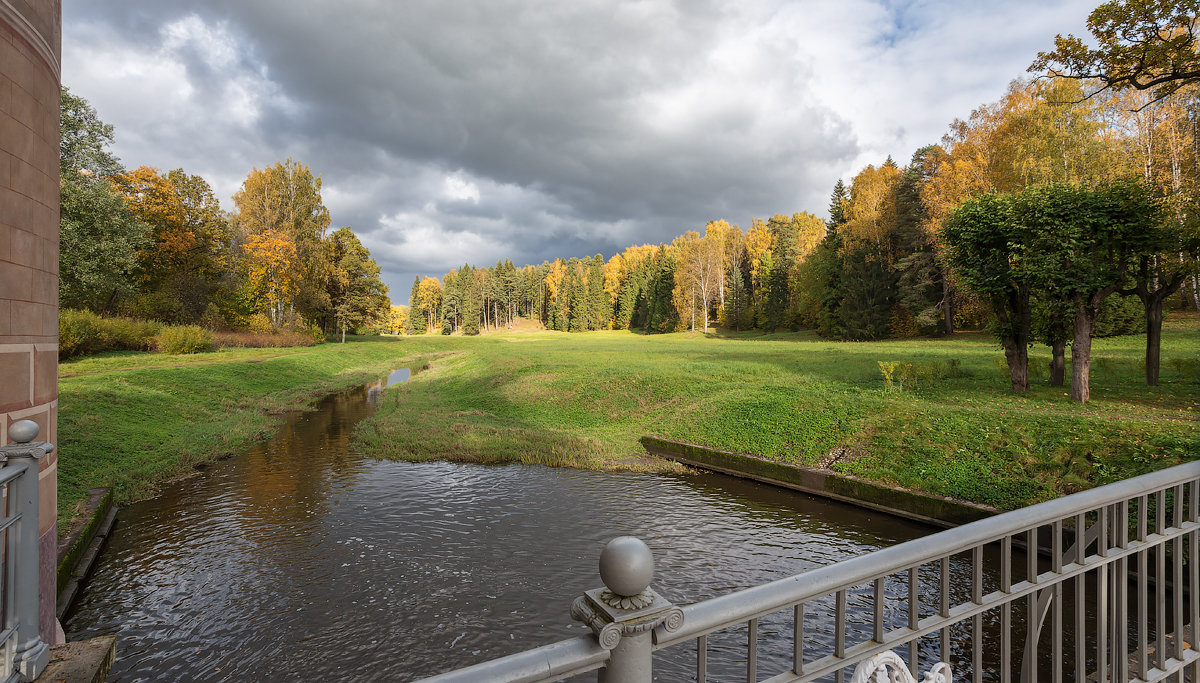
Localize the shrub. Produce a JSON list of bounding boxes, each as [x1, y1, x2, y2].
[[98, 317, 161, 351], [155, 325, 215, 354], [59, 309, 103, 359], [211, 330, 319, 349], [247, 313, 274, 334]]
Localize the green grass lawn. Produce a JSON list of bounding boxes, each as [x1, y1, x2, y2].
[[357, 313, 1199, 511], [56, 338, 424, 529], [58, 314, 1199, 532]]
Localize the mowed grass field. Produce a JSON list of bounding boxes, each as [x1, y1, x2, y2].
[[357, 313, 1199, 511], [58, 312, 1198, 531]]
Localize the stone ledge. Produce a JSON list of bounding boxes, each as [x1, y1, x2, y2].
[[35, 635, 116, 683], [640, 435, 997, 529], [56, 487, 114, 619]]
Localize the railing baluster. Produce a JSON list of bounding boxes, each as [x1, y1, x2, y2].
[[1137, 494, 1148, 679], [697, 634, 707, 683], [939, 557, 950, 670], [747, 617, 757, 683], [1174, 485, 1185, 664], [1158, 490, 1167, 672], [793, 603, 803, 676], [1001, 536, 1011, 683], [1098, 505, 1110, 683], [1051, 520, 1062, 683], [1074, 513, 1085, 683], [873, 577, 884, 644], [836, 590, 846, 683], [1025, 528, 1038, 683], [908, 566, 918, 674], [1117, 501, 1128, 683], [972, 546, 982, 683]]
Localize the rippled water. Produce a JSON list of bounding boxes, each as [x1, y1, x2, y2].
[[65, 376, 942, 681]]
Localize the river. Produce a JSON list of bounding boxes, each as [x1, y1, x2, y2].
[[64, 370, 943, 681]]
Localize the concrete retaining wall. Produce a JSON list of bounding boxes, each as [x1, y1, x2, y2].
[[640, 435, 997, 529]]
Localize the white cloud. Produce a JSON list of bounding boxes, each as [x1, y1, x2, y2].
[[442, 173, 481, 203]]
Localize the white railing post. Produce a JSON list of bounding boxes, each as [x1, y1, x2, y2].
[[571, 537, 684, 683], [2, 420, 52, 681]]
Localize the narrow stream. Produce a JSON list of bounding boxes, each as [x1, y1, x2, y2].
[[65, 370, 949, 681]]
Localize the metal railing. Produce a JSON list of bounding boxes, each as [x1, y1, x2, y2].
[[0, 421, 51, 683], [422, 460, 1200, 682]]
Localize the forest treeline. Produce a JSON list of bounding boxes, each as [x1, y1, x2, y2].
[[407, 78, 1199, 340], [59, 89, 390, 340]]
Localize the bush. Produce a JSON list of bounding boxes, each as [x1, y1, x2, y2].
[[155, 325, 215, 354], [211, 330, 319, 349], [59, 309, 103, 359], [247, 313, 274, 334], [60, 310, 162, 358], [99, 317, 161, 351]]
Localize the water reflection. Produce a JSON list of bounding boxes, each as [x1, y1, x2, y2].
[[65, 379, 942, 682]]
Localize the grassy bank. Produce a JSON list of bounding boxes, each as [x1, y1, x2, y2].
[[355, 314, 1199, 511], [57, 338, 418, 530]]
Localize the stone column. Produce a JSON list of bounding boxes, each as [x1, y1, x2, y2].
[[0, 0, 62, 647], [571, 537, 684, 682]]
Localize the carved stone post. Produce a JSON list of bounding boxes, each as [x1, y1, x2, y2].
[[571, 537, 683, 683], [2, 420, 52, 680]]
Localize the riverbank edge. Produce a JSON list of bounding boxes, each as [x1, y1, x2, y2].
[[56, 345, 439, 535], [640, 435, 998, 528], [56, 487, 115, 619]]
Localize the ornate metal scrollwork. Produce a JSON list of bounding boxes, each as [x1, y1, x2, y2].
[[848, 651, 952, 683]]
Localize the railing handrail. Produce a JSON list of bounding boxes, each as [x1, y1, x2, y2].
[[421, 459, 1200, 682], [655, 459, 1200, 648], [419, 635, 609, 683]]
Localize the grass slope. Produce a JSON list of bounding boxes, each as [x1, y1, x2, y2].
[[57, 338, 419, 529], [356, 315, 1199, 510]]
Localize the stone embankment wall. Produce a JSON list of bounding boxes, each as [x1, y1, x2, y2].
[[0, 0, 62, 645]]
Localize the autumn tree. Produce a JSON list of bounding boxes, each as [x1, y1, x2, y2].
[[243, 229, 300, 327], [673, 229, 724, 332], [327, 227, 390, 341], [415, 277, 443, 333], [232, 159, 333, 326], [115, 166, 232, 321], [58, 88, 148, 312], [1032, 0, 1200, 105]]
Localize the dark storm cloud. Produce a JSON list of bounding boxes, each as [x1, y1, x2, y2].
[[62, 0, 1093, 301]]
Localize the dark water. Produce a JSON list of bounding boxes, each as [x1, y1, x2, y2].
[[65, 374, 945, 681]]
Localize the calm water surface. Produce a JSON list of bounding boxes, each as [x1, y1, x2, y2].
[[65, 375, 942, 681]]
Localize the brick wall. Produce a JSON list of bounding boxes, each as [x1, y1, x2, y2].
[[0, 0, 62, 646]]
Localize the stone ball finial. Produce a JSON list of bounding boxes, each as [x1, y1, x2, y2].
[[8, 420, 39, 444], [599, 536, 654, 597]]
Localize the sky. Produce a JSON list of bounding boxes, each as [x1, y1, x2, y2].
[[61, 0, 1096, 305]]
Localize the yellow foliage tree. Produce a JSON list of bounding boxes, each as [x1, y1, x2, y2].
[[243, 228, 299, 326]]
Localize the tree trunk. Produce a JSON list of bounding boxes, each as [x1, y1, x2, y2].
[[102, 288, 119, 317], [1071, 301, 1095, 403], [1002, 336, 1029, 392], [942, 274, 954, 335], [1049, 340, 1065, 386], [1192, 273, 1200, 313], [1146, 302, 1162, 386]]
